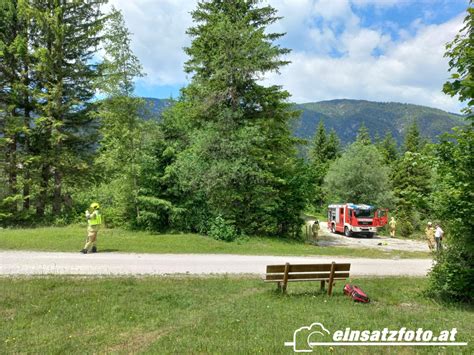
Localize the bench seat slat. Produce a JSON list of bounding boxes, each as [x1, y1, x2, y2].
[[266, 263, 351, 273], [264, 276, 349, 283], [265, 272, 350, 281]]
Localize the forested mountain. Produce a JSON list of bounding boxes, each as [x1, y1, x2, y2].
[[143, 97, 464, 145], [295, 99, 465, 145]]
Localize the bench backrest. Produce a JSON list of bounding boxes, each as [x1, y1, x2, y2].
[[265, 263, 351, 282]]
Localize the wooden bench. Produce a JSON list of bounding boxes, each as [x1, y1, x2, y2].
[[264, 262, 351, 295]]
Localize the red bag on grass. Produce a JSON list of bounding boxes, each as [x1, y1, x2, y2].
[[343, 284, 370, 303]]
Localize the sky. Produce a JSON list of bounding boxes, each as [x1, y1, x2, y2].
[[109, 0, 469, 113]]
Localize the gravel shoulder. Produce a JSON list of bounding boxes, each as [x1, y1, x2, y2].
[[0, 250, 433, 276], [306, 219, 430, 252]]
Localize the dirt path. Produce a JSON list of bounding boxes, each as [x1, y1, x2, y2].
[[305, 218, 429, 252], [0, 251, 433, 276]]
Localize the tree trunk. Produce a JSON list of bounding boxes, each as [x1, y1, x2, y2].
[[22, 55, 32, 212], [7, 128, 18, 214], [52, 169, 62, 215], [36, 164, 50, 217], [23, 169, 30, 211]]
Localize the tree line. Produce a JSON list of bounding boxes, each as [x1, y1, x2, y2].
[[0, 0, 472, 302]]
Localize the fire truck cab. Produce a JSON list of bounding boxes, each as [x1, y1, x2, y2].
[[327, 203, 388, 238]]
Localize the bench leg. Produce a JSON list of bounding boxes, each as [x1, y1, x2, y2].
[[328, 262, 336, 296], [282, 263, 290, 294], [277, 282, 282, 291], [320, 280, 325, 291]]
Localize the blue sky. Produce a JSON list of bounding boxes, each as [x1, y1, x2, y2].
[[110, 0, 469, 113]]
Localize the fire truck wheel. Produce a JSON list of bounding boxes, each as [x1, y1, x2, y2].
[[344, 227, 352, 237], [331, 224, 336, 233]]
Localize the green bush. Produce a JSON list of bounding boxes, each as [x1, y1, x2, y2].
[[428, 244, 473, 303], [428, 127, 473, 303], [324, 142, 394, 208], [398, 217, 414, 238], [208, 215, 238, 242]]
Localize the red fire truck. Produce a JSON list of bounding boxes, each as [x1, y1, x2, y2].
[[327, 203, 388, 238]]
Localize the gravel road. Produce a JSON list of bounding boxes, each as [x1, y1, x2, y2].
[[0, 251, 433, 276], [305, 219, 430, 252]]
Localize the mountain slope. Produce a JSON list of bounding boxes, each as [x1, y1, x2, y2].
[[294, 99, 465, 145], [143, 97, 465, 145]]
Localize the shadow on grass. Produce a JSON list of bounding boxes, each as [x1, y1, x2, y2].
[[98, 249, 120, 253], [268, 288, 341, 298]]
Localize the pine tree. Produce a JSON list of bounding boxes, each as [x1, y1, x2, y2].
[[392, 120, 431, 235], [308, 122, 340, 210], [377, 131, 398, 164], [166, 0, 305, 237], [392, 152, 432, 213], [0, 0, 35, 219], [326, 129, 341, 161], [309, 121, 328, 163], [355, 123, 371, 145], [30, 0, 108, 217], [94, 8, 146, 226], [404, 120, 422, 153]]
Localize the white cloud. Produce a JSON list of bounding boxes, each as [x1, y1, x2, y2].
[[351, 0, 402, 7], [109, 0, 195, 85], [109, 0, 465, 112], [263, 7, 464, 112]]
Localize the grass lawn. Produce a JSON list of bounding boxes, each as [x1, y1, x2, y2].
[[0, 225, 430, 259], [0, 276, 472, 354]]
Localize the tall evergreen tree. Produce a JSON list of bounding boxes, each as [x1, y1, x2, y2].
[[392, 151, 432, 214], [404, 120, 422, 153], [0, 0, 35, 220], [390, 118, 431, 237], [309, 121, 327, 163], [29, 0, 107, 217], [355, 123, 371, 145], [93, 8, 147, 226], [165, 0, 305, 237], [308, 122, 340, 210], [376, 131, 398, 164], [326, 129, 341, 161], [392, 119, 431, 235]]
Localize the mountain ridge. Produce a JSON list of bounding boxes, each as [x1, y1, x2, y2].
[[142, 97, 466, 145]]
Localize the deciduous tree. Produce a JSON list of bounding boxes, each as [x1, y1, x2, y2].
[[443, 4, 474, 120], [324, 142, 393, 207]]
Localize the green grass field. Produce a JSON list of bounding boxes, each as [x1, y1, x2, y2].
[[0, 276, 472, 354], [0, 225, 430, 259]]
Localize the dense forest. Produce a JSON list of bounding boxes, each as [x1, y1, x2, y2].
[[0, 0, 472, 302]]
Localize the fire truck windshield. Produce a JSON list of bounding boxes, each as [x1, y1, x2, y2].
[[354, 208, 375, 218]]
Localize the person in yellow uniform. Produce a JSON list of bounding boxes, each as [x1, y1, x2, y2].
[[311, 220, 320, 241], [80, 202, 102, 254], [389, 217, 396, 237], [425, 222, 435, 251]]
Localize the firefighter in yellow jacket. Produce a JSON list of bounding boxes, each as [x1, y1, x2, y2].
[[80, 202, 102, 254], [311, 220, 320, 240], [389, 217, 396, 237], [425, 222, 435, 251]]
